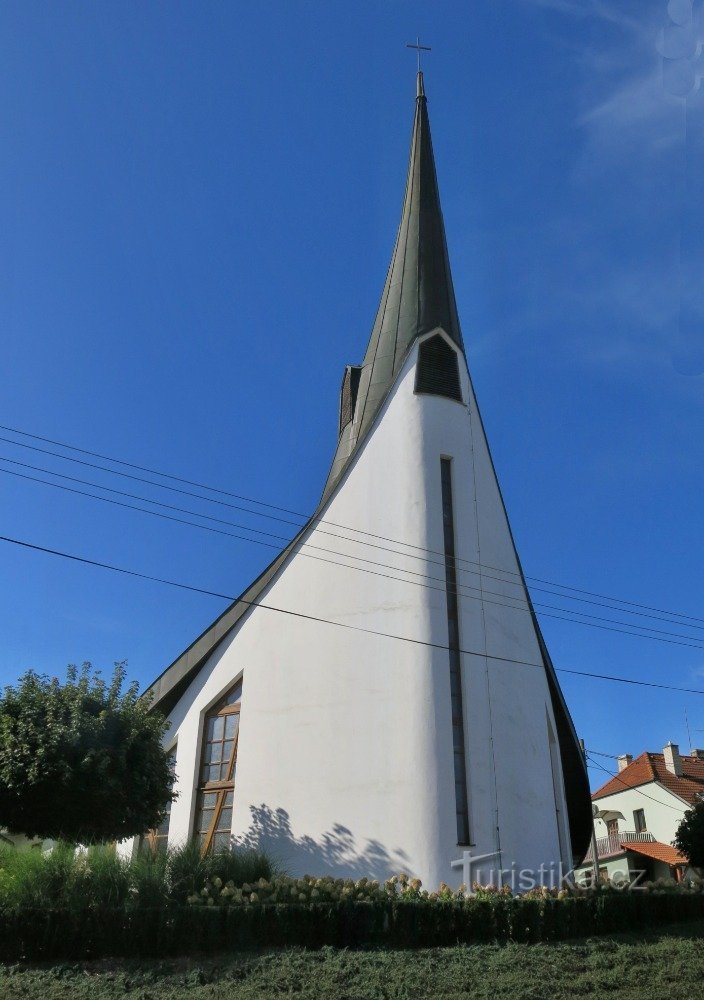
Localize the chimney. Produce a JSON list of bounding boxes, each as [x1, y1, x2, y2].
[[663, 742, 683, 776], [617, 754, 633, 772], [691, 749, 704, 761]]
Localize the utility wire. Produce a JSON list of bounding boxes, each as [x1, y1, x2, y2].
[[4, 454, 703, 643], [4, 461, 704, 651], [5, 436, 702, 635], [3, 530, 704, 697], [585, 754, 688, 813], [3, 422, 704, 629]]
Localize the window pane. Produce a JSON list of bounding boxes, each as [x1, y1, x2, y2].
[[218, 808, 233, 831], [212, 831, 230, 851], [201, 792, 218, 809], [198, 810, 214, 833], [209, 742, 223, 764], [212, 717, 224, 741], [225, 715, 239, 739], [222, 739, 234, 762], [224, 790, 234, 807], [225, 681, 242, 705]]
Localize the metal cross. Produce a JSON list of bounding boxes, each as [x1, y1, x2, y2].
[[406, 36, 431, 73]]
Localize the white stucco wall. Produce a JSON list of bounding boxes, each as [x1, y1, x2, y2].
[[123, 334, 574, 889]]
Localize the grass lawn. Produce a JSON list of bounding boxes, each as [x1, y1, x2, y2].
[[1, 921, 702, 999]]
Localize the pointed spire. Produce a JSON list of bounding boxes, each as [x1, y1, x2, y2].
[[322, 74, 464, 497], [353, 73, 464, 436]]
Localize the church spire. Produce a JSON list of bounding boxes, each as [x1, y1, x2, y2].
[[324, 73, 464, 495], [357, 70, 464, 430]]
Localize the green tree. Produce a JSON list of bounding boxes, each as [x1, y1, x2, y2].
[[673, 801, 704, 869], [0, 662, 174, 844]]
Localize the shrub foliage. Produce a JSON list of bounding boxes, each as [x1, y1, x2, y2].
[[0, 847, 701, 960], [0, 885, 703, 962], [674, 801, 704, 869], [0, 662, 173, 843]]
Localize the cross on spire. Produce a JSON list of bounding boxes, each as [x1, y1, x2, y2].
[[406, 36, 431, 73]]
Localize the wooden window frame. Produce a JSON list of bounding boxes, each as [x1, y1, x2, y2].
[[194, 686, 241, 855]]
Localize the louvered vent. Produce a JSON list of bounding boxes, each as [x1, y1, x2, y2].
[[339, 365, 362, 435], [415, 335, 462, 402]]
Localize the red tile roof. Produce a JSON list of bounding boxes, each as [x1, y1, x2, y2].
[[620, 841, 687, 866], [592, 752, 704, 805]]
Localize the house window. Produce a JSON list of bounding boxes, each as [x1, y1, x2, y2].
[[633, 808, 647, 833], [193, 680, 242, 853], [606, 818, 619, 837], [142, 747, 177, 853]]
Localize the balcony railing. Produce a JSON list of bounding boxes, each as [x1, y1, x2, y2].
[[583, 830, 655, 862]]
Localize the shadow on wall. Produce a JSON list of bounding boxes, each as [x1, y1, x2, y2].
[[234, 804, 411, 879]]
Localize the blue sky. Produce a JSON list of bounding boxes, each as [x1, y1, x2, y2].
[[2, 1, 703, 787]]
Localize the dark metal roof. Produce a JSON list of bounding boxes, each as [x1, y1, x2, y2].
[[323, 71, 464, 496]]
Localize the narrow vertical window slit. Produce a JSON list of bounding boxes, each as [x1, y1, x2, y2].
[[441, 458, 470, 844]]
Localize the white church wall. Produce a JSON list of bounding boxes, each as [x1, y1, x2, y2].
[[128, 339, 572, 889]]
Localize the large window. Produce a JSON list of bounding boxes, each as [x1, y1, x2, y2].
[[194, 680, 242, 853], [142, 747, 177, 853]]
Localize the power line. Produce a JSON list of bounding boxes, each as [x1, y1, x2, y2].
[[5, 460, 704, 651], [558, 668, 704, 695], [585, 754, 687, 813], [3, 421, 704, 629], [4, 438, 699, 635], [4, 454, 703, 643], [3, 530, 704, 697]]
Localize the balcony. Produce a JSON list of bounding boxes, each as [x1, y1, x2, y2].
[[582, 830, 655, 862]]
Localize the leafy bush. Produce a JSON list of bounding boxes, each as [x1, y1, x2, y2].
[[0, 663, 174, 844], [0, 848, 702, 961], [674, 801, 704, 868]]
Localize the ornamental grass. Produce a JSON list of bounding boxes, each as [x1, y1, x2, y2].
[[0, 841, 274, 914]]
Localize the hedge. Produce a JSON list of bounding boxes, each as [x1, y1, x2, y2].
[[2, 892, 704, 961]]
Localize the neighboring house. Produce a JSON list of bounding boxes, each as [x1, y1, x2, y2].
[[575, 743, 704, 885]]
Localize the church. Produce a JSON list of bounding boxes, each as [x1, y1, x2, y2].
[[123, 73, 592, 888]]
